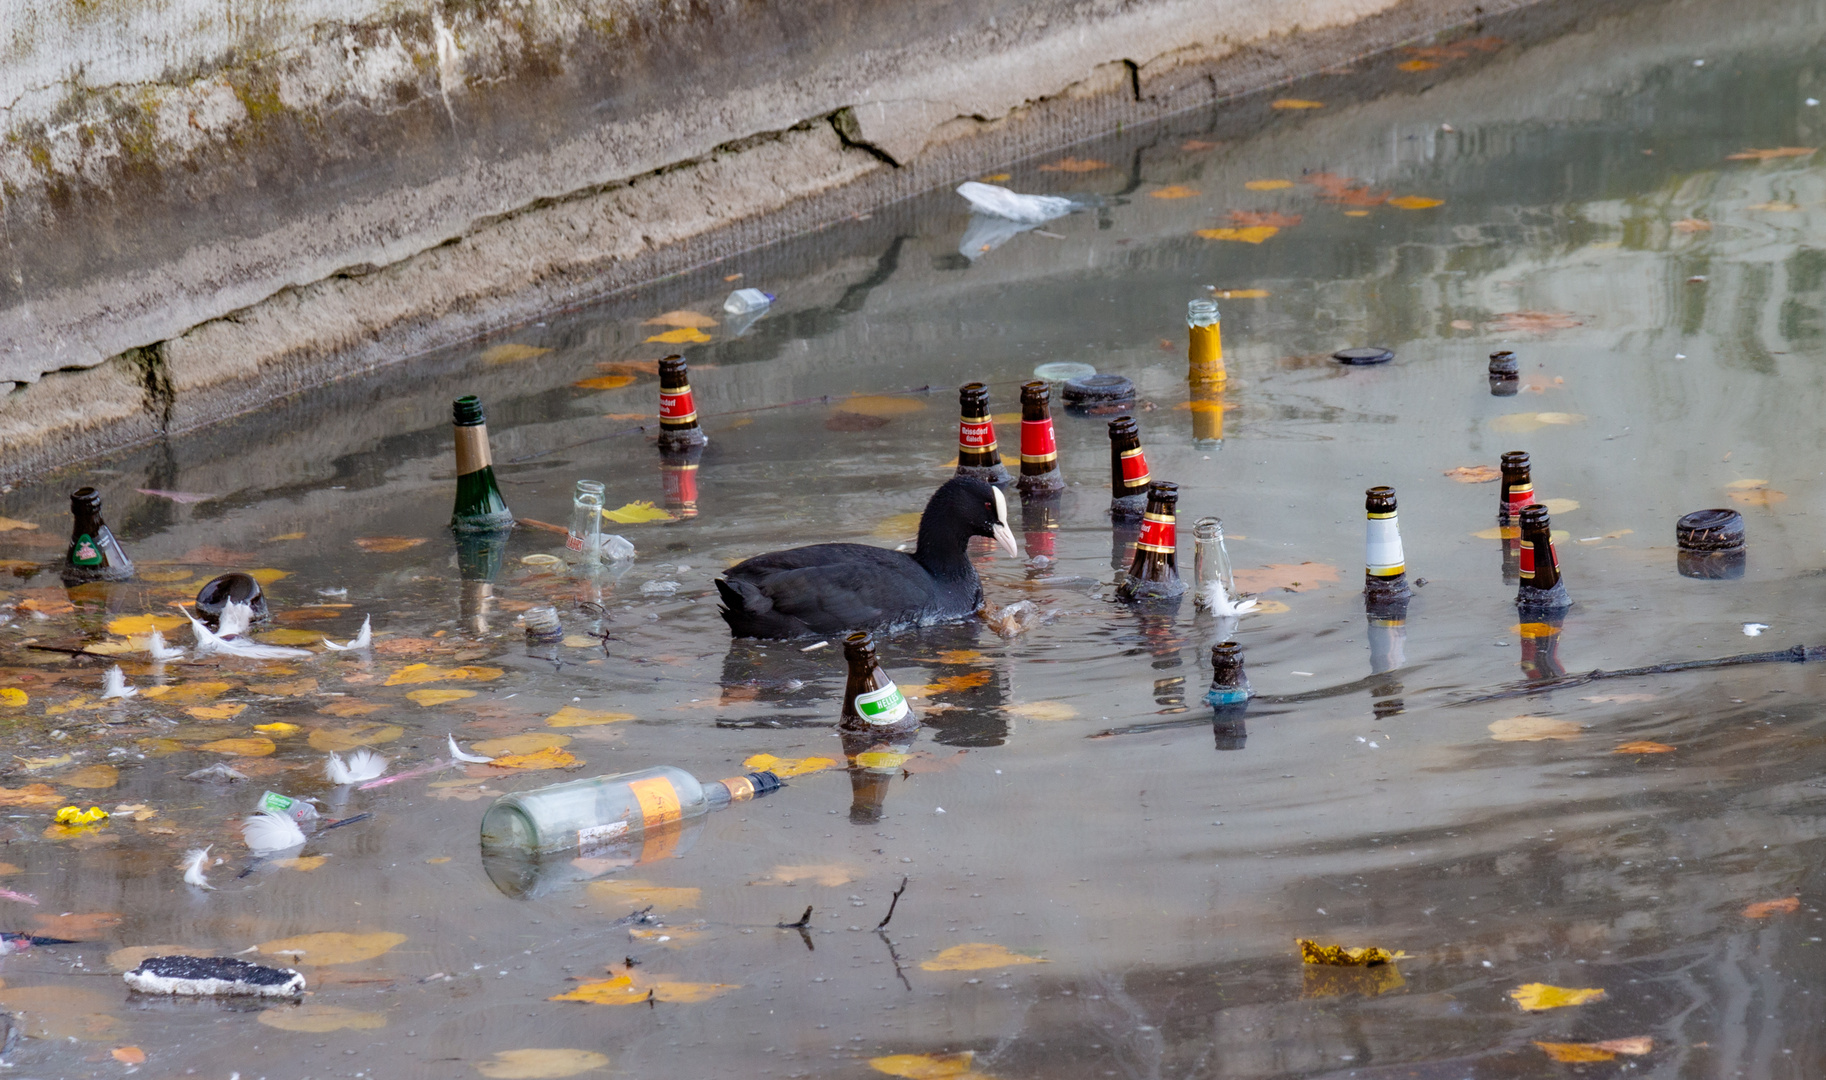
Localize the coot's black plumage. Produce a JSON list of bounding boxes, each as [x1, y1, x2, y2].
[[716, 478, 1018, 639]]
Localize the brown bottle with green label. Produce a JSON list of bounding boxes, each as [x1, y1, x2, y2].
[[61, 487, 133, 585], [840, 631, 918, 737]]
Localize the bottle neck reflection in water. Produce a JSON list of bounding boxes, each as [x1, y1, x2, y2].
[[954, 382, 1012, 486], [1192, 516, 1238, 613], [1021, 495, 1060, 574], [1118, 481, 1187, 601], [1187, 299, 1225, 385], [1518, 614, 1566, 681], [62, 487, 133, 585], [455, 529, 508, 636], [1107, 416, 1152, 519], [840, 632, 917, 735], [450, 396, 515, 533], [568, 480, 605, 564], [660, 446, 702, 519], [842, 727, 916, 824], [656, 355, 709, 452], [1367, 602, 1408, 675]]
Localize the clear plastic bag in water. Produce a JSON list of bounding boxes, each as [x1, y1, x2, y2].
[[723, 288, 774, 315]]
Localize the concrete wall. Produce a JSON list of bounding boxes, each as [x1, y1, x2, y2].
[[0, 0, 1533, 481]]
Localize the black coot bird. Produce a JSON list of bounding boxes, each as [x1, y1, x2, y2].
[[716, 478, 1018, 639]]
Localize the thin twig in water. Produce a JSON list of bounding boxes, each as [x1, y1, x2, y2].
[[877, 930, 912, 991], [1453, 644, 1824, 704], [876, 876, 909, 931], [778, 905, 813, 929]]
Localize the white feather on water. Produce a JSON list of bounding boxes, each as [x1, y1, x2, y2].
[[146, 628, 184, 661], [448, 734, 493, 763], [189, 602, 312, 660], [325, 749, 388, 785], [1198, 580, 1260, 617], [956, 181, 1076, 223], [100, 666, 138, 699], [180, 846, 215, 889], [241, 810, 307, 855], [323, 615, 372, 652]]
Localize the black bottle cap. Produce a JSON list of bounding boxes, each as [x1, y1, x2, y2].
[[1333, 347, 1394, 366], [1676, 508, 1745, 552], [746, 771, 783, 797], [1062, 373, 1136, 406], [452, 396, 486, 426]]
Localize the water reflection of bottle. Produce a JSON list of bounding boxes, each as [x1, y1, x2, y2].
[[1107, 416, 1152, 520], [1366, 598, 1408, 717], [450, 396, 515, 533], [660, 446, 702, 519], [1021, 495, 1060, 575], [455, 529, 508, 636], [1192, 517, 1239, 614], [840, 632, 918, 736], [1118, 482, 1187, 601], [656, 355, 709, 452], [1362, 487, 1412, 612], [62, 488, 133, 585], [479, 765, 781, 857], [1017, 381, 1065, 498], [1207, 641, 1251, 750], [1517, 613, 1566, 681], [1187, 299, 1225, 386], [842, 728, 915, 824], [1516, 504, 1572, 614], [954, 382, 1012, 487], [1189, 383, 1225, 449]]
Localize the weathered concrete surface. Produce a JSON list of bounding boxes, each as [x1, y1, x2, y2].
[[1, 0, 1542, 481]]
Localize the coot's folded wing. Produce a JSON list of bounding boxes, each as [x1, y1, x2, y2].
[[730, 551, 940, 634], [724, 542, 903, 579]]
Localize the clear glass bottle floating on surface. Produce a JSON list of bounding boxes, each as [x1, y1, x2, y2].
[[450, 396, 515, 533], [62, 487, 133, 585], [479, 765, 781, 857], [1192, 517, 1239, 613], [1187, 299, 1225, 385], [567, 480, 605, 563]]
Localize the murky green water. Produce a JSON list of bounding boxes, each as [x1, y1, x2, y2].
[[7, 0, 1826, 1075]]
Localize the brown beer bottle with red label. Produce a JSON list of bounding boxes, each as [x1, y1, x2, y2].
[[61, 487, 134, 585], [1107, 416, 1152, 520], [1016, 381, 1065, 497], [1118, 481, 1187, 600], [656, 355, 709, 452], [954, 383, 1012, 486], [1516, 503, 1571, 613]]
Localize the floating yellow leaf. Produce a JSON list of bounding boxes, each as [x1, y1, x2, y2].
[[588, 879, 701, 909], [0, 689, 25, 708], [1244, 179, 1293, 190], [842, 395, 928, 417], [63, 765, 118, 789], [258, 628, 327, 645], [854, 751, 909, 770], [1540, 497, 1580, 514], [644, 310, 719, 328], [18, 754, 72, 771], [920, 943, 1046, 972], [741, 754, 837, 778], [1615, 740, 1675, 754], [1489, 412, 1586, 434], [1271, 99, 1324, 109], [266, 532, 307, 542], [259, 931, 407, 965], [1397, 59, 1439, 71], [408, 688, 476, 707], [199, 736, 273, 756], [308, 723, 405, 751], [551, 972, 737, 1005], [476, 1048, 612, 1079], [1004, 701, 1077, 721], [1489, 716, 1581, 742], [0, 517, 38, 532], [474, 734, 571, 756], [768, 864, 857, 886], [1298, 938, 1406, 965], [1388, 195, 1444, 209], [1444, 465, 1500, 483], [573, 375, 637, 390], [1211, 288, 1270, 299], [1535, 1042, 1616, 1063], [1509, 982, 1605, 1010], [257, 1004, 388, 1032], [354, 536, 429, 553], [1743, 895, 1801, 918], [1038, 156, 1108, 172], [54, 806, 109, 826], [546, 706, 635, 727], [274, 855, 330, 871], [385, 663, 504, 686], [1149, 185, 1199, 199], [106, 614, 186, 635], [492, 747, 578, 770], [187, 704, 249, 722], [643, 327, 712, 345], [601, 501, 677, 524], [1195, 226, 1279, 243], [482, 343, 552, 364], [254, 722, 301, 735], [870, 1052, 984, 1079]]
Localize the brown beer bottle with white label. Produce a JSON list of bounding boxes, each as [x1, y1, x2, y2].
[[840, 632, 918, 737], [1016, 381, 1065, 497], [1362, 486, 1411, 612], [61, 487, 134, 585], [954, 383, 1012, 486], [450, 396, 515, 533], [656, 355, 709, 452], [1118, 481, 1187, 600], [1516, 503, 1571, 612], [1107, 416, 1151, 520]]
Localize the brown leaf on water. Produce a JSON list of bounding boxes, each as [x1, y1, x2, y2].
[[921, 943, 1046, 971], [476, 1048, 611, 1079], [1038, 156, 1108, 172], [1271, 99, 1324, 110], [1444, 465, 1501, 483], [1231, 562, 1340, 593], [186, 704, 249, 722], [0, 984, 119, 1039], [63, 765, 118, 789], [31, 911, 122, 939], [473, 734, 571, 757], [1149, 185, 1199, 199], [199, 736, 273, 756], [826, 411, 891, 432], [1743, 896, 1801, 918], [1397, 59, 1438, 71], [1488, 310, 1582, 332], [1228, 210, 1303, 228], [354, 537, 429, 554], [257, 1004, 387, 1032], [596, 359, 663, 376], [407, 688, 476, 707], [318, 699, 384, 718], [1671, 218, 1712, 232], [1535, 1042, 1619, 1063], [1614, 741, 1676, 754], [1728, 483, 1787, 506], [573, 375, 636, 391], [1593, 1037, 1653, 1056], [0, 785, 60, 807], [259, 930, 406, 965], [175, 545, 259, 566], [1725, 146, 1816, 161], [642, 310, 719, 329], [0, 517, 38, 532], [110, 1046, 146, 1065], [1489, 716, 1582, 742], [842, 395, 927, 417], [928, 671, 993, 694]]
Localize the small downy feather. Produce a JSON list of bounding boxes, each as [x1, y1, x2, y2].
[[1201, 579, 1260, 617], [180, 846, 215, 890], [323, 614, 372, 652], [448, 734, 493, 764], [216, 600, 255, 639], [241, 810, 307, 855], [100, 665, 138, 699], [325, 749, 388, 785], [147, 628, 185, 661]]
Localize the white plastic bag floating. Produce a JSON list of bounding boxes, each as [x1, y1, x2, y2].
[[956, 181, 1075, 223]]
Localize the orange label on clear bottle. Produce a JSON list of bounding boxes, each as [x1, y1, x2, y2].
[[627, 776, 683, 828]]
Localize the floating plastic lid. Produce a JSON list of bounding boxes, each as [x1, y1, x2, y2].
[[1333, 347, 1395, 366], [1062, 373, 1136, 406], [1034, 361, 1098, 382]]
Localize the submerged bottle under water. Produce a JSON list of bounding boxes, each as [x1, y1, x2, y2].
[[479, 765, 781, 857]]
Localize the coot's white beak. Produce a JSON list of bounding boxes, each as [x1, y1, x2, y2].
[[991, 487, 1018, 557]]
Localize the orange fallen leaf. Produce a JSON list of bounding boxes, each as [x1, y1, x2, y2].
[[110, 1046, 146, 1065], [1444, 465, 1500, 483], [31, 911, 123, 938], [491, 747, 579, 770], [573, 375, 636, 390], [406, 688, 476, 707], [642, 310, 719, 329], [0, 785, 60, 807], [1488, 310, 1581, 332], [1244, 179, 1293, 190], [551, 972, 738, 1005], [1038, 156, 1108, 172], [1388, 195, 1444, 209], [199, 736, 274, 756], [1743, 896, 1800, 918], [63, 765, 118, 789], [870, 1052, 984, 1079], [1614, 741, 1676, 754], [1149, 185, 1199, 199], [644, 327, 711, 345], [1509, 982, 1605, 1010], [1196, 226, 1279, 244], [921, 943, 1046, 971], [1725, 146, 1816, 161], [187, 704, 249, 722], [1228, 210, 1302, 228], [1397, 59, 1439, 71], [1489, 716, 1581, 742], [1535, 1042, 1617, 1063], [1271, 99, 1324, 109], [354, 537, 428, 554], [1728, 485, 1787, 506], [1210, 288, 1270, 299], [1231, 562, 1340, 593]]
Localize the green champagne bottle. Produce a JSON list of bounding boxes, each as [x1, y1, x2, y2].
[[450, 396, 515, 533]]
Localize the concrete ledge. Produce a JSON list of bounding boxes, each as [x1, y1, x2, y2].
[[0, 0, 1548, 483]]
